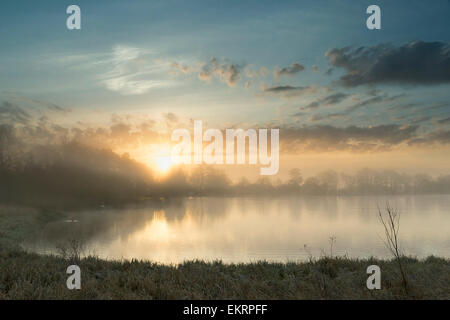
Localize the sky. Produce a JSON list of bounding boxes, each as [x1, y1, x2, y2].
[[1, 0, 450, 180]]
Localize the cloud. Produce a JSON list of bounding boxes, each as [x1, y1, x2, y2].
[[163, 112, 178, 125], [103, 76, 170, 95], [308, 93, 402, 122], [427, 102, 450, 111], [100, 45, 175, 95], [322, 93, 350, 105], [303, 92, 349, 110], [0, 101, 31, 125], [303, 101, 320, 110], [411, 116, 431, 124], [197, 57, 243, 87], [263, 85, 315, 98], [47, 46, 176, 95], [410, 129, 450, 146], [274, 62, 305, 79], [309, 112, 347, 122], [4, 103, 450, 158], [389, 103, 417, 111], [427, 130, 450, 143], [1, 92, 72, 116], [170, 59, 273, 88], [170, 62, 192, 74], [325, 41, 450, 86], [345, 95, 389, 113], [280, 124, 419, 152], [437, 117, 450, 125], [324, 68, 333, 76]]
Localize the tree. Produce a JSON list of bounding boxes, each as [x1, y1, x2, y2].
[[288, 168, 303, 186]]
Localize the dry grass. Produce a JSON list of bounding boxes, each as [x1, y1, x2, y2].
[[0, 248, 449, 299]]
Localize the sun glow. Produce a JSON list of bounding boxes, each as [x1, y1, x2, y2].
[[155, 155, 173, 173], [148, 144, 174, 174]]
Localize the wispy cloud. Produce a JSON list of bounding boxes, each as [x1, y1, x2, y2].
[[308, 93, 403, 122], [1, 92, 70, 113], [100, 45, 175, 95], [0, 101, 31, 125], [302, 92, 350, 110], [48, 45, 176, 95]]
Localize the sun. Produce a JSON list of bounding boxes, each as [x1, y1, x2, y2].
[[155, 155, 173, 173], [149, 143, 175, 174]]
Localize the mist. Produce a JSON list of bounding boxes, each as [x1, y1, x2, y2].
[[2, 125, 450, 208]]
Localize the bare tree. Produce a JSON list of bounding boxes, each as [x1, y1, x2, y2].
[[377, 202, 408, 294], [329, 236, 336, 258]]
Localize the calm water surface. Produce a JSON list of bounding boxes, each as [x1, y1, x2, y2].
[[26, 195, 450, 263]]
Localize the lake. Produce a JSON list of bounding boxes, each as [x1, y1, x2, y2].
[[25, 195, 450, 263]]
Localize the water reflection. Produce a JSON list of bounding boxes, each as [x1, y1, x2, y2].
[[25, 195, 450, 263]]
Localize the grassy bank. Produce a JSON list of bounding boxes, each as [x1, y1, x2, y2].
[[0, 206, 449, 300], [2, 248, 449, 299]]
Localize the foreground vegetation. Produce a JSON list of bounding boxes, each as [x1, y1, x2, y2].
[[0, 206, 449, 300], [2, 248, 449, 299]]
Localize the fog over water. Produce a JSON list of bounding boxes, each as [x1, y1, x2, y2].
[[25, 195, 450, 264]]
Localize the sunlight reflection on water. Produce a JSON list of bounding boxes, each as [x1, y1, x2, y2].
[[25, 195, 450, 263]]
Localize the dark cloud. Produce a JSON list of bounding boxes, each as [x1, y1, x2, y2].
[[437, 117, 450, 125], [303, 92, 349, 110], [410, 129, 450, 145], [345, 95, 385, 113], [263, 85, 315, 97], [324, 68, 333, 76], [274, 62, 305, 79], [326, 41, 450, 86], [427, 102, 450, 110], [309, 112, 347, 122], [428, 130, 450, 143], [322, 93, 349, 105], [389, 101, 450, 114], [303, 101, 320, 110]]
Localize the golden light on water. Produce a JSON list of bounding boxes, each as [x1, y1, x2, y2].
[[28, 196, 450, 264], [134, 210, 171, 243]]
